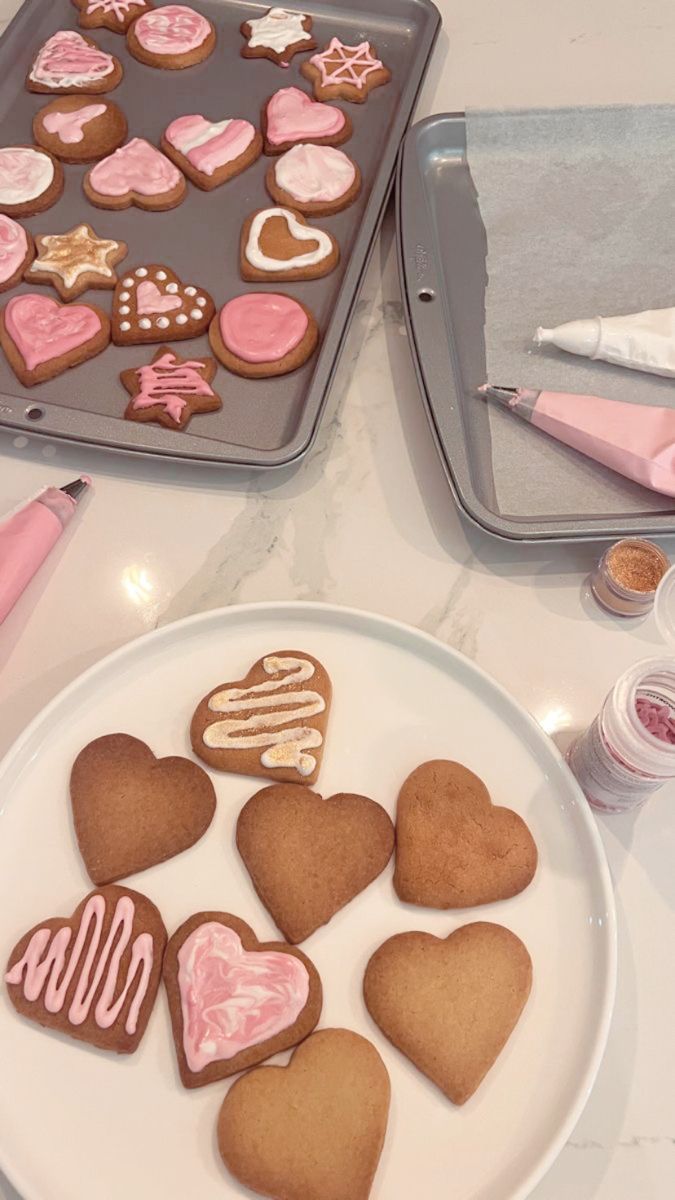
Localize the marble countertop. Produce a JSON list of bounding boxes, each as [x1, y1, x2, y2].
[[1, 2, 674, 1197]]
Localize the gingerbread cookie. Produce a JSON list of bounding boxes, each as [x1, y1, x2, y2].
[[394, 760, 538, 908], [266, 143, 361, 216], [210, 293, 319, 378], [218, 1028, 390, 1200], [191, 651, 331, 781], [0, 293, 110, 386], [84, 138, 186, 210], [0, 216, 34, 292], [161, 114, 262, 190], [72, 0, 154, 34], [364, 922, 532, 1104], [301, 38, 391, 103], [127, 4, 216, 69], [237, 784, 395, 943], [240, 206, 339, 282], [164, 911, 322, 1088], [4, 885, 167, 1054], [25, 223, 127, 301], [0, 146, 63, 217], [240, 7, 316, 68], [33, 96, 128, 163], [27, 30, 123, 94], [112, 264, 214, 345], [70, 733, 217, 884], [262, 85, 352, 154], [121, 346, 221, 429]]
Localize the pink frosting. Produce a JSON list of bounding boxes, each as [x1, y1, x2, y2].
[[4, 294, 102, 370], [133, 351, 214, 423], [30, 30, 116, 87], [0, 215, 27, 283], [134, 5, 211, 55], [266, 86, 345, 146], [309, 38, 383, 88], [177, 922, 310, 1072], [42, 103, 107, 144], [220, 293, 308, 363], [136, 280, 182, 314], [165, 115, 255, 176], [4, 894, 154, 1035], [89, 138, 182, 196]]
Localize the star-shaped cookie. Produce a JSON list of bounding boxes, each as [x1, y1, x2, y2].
[[25, 222, 127, 300], [301, 38, 391, 103], [120, 346, 222, 431]]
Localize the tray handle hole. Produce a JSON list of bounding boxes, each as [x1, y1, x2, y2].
[[25, 405, 44, 422], [418, 288, 435, 303]]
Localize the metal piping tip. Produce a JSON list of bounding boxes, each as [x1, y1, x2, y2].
[[60, 477, 90, 502]]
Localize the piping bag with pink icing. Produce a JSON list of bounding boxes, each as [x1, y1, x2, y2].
[[535, 307, 675, 378], [0, 477, 90, 623], [481, 385, 675, 498]]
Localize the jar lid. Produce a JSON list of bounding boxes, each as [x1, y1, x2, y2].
[[654, 563, 675, 646]]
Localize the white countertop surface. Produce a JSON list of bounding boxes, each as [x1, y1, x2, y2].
[[1, 2, 674, 1197]]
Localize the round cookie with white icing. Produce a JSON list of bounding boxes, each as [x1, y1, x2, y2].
[[0, 216, 34, 292], [126, 4, 216, 69], [240, 7, 316, 68], [191, 651, 331, 782], [0, 145, 64, 216], [71, 0, 154, 35], [266, 143, 361, 216], [240, 206, 339, 282], [161, 114, 262, 191], [84, 138, 186, 211], [26, 29, 123, 95], [112, 264, 215, 346], [33, 96, 128, 164]]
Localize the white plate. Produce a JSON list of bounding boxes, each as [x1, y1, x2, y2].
[[0, 602, 616, 1200]]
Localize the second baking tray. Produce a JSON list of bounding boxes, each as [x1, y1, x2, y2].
[[397, 113, 675, 542], [0, 0, 440, 466]]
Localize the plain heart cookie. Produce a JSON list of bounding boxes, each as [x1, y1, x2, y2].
[[363, 922, 532, 1104], [27, 29, 123, 94], [163, 911, 322, 1088], [112, 264, 214, 345], [4, 884, 167, 1054], [262, 85, 352, 154], [394, 760, 538, 908], [218, 1028, 390, 1200], [240, 206, 339, 282], [191, 650, 331, 782], [237, 784, 395, 943], [0, 292, 110, 385], [70, 733, 216, 884], [84, 137, 186, 211]]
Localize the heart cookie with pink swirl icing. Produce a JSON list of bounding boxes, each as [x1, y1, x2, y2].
[[84, 137, 186, 210], [112, 263, 215, 345], [262, 85, 352, 154], [27, 29, 124, 94], [161, 113, 262, 191], [163, 911, 322, 1088], [33, 96, 128, 164], [72, 0, 154, 35], [127, 4, 215, 69], [210, 293, 320, 379], [4, 885, 167, 1053], [0, 292, 110, 385]]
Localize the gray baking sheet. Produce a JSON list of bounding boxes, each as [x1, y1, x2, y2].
[[0, 0, 439, 465]]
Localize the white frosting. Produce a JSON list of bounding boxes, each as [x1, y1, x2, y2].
[[275, 144, 356, 204], [246, 8, 311, 55], [0, 148, 54, 205], [245, 207, 333, 271], [204, 655, 325, 776], [536, 309, 675, 378], [29, 31, 115, 88], [173, 118, 232, 154]]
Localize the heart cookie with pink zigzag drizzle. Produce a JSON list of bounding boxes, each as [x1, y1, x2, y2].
[[112, 263, 214, 345]]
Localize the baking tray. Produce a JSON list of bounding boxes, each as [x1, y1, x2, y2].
[[397, 113, 675, 542], [0, 0, 440, 466]]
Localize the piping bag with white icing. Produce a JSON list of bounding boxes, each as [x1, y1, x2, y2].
[[480, 385, 675, 497], [535, 307, 675, 377]]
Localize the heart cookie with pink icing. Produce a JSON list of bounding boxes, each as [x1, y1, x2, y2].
[[84, 137, 186, 211], [210, 292, 319, 378], [262, 85, 352, 154], [27, 29, 124, 94], [127, 4, 216, 69], [163, 911, 322, 1088], [4, 885, 167, 1054], [0, 292, 110, 385], [33, 96, 128, 164], [161, 113, 262, 191], [112, 264, 215, 345]]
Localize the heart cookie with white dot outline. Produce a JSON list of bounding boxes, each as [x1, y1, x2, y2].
[[112, 264, 215, 345]]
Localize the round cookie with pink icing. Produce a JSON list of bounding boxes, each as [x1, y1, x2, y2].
[[163, 910, 322, 1088], [84, 137, 186, 211], [126, 4, 216, 69], [210, 292, 319, 379], [0, 292, 111, 385], [301, 37, 391, 104], [262, 85, 352, 155], [161, 113, 262, 191], [33, 96, 127, 164], [26, 29, 124, 94], [266, 143, 361, 216], [0, 216, 34, 292], [0, 145, 64, 216]]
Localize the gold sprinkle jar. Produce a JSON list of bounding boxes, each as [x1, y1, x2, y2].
[[591, 538, 669, 617]]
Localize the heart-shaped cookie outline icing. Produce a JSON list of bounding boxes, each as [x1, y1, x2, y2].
[[113, 264, 213, 341], [244, 206, 333, 273], [163, 910, 322, 1087], [265, 85, 346, 146], [3, 293, 103, 370]]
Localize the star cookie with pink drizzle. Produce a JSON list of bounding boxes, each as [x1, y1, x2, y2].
[[72, 0, 154, 35], [4, 885, 167, 1053], [240, 7, 315, 68], [301, 37, 391, 104], [25, 223, 128, 301], [127, 4, 216, 69], [161, 113, 262, 191], [33, 96, 128, 164], [27, 29, 124, 95], [112, 264, 215, 345], [163, 910, 322, 1087], [0, 292, 110, 385], [121, 346, 221, 429]]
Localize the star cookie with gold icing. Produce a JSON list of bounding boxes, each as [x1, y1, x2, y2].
[[25, 222, 127, 300]]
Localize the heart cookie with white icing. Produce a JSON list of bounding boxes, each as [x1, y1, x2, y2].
[[112, 264, 214, 345], [191, 650, 332, 783], [240, 206, 339, 282], [27, 30, 124, 95]]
